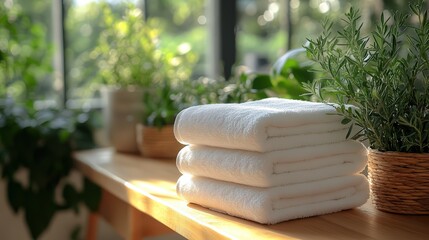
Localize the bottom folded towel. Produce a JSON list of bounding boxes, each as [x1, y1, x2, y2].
[[177, 174, 369, 224]]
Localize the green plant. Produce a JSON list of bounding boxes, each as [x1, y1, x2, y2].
[[141, 43, 198, 128], [219, 70, 272, 103], [91, 3, 160, 87], [0, 2, 53, 104], [142, 77, 216, 128], [305, 1, 429, 153], [220, 49, 315, 102], [0, 101, 101, 239], [141, 45, 315, 128], [143, 80, 178, 128], [271, 48, 315, 100], [142, 68, 273, 128], [1, 3, 101, 239]]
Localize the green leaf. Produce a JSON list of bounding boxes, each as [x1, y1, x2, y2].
[[341, 118, 352, 125], [276, 79, 307, 99], [70, 225, 81, 240], [82, 177, 102, 212], [255, 91, 269, 99], [251, 74, 273, 90], [291, 67, 315, 83], [7, 179, 25, 213], [239, 73, 247, 84], [285, 58, 300, 68], [346, 124, 354, 139], [62, 183, 80, 213], [24, 190, 56, 239]]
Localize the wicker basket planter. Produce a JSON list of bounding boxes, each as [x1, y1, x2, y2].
[[367, 149, 429, 214], [136, 123, 184, 159]]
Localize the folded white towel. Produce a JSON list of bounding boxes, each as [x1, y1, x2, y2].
[[177, 174, 369, 224], [177, 141, 367, 187], [174, 98, 351, 152]]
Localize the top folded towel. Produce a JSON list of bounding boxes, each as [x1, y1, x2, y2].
[[174, 98, 350, 152]]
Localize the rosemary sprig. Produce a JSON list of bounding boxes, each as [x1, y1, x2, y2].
[[305, 1, 429, 153]]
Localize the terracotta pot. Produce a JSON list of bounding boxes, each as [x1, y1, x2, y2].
[[367, 149, 429, 214], [136, 124, 184, 159]]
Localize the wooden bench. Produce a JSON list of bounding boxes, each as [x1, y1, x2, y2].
[[74, 148, 429, 240]]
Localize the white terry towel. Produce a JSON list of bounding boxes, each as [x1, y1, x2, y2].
[[177, 141, 367, 187], [177, 174, 369, 224], [174, 98, 352, 152]]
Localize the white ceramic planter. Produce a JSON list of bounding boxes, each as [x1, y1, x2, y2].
[[101, 86, 143, 153]]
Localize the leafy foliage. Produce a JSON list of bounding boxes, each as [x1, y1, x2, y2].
[[305, 1, 429, 153], [143, 80, 177, 128], [1, 3, 101, 239], [219, 71, 272, 103], [0, 101, 101, 239], [91, 3, 160, 87], [142, 70, 273, 128], [0, 2, 53, 104], [271, 48, 315, 100], [91, 3, 197, 88], [142, 48, 314, 128]]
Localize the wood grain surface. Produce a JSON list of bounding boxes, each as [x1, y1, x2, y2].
[[74, 148, 429, 240]]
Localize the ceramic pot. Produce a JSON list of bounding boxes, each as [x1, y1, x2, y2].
[[101, 86, 143, 153]]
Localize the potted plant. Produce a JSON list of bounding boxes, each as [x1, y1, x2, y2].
[[138, 76, 231, 159], [0, 4, 101, 238], [135, 48, 313, 159], [137, 79, 183, 159], [305, 1, 428, 214], [137, 64, 278, 159], [91, 3, 161, 153], [0, 102, 102, 239]]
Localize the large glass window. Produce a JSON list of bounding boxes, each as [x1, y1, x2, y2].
[[64, 0, 206, 107], [65, 0, 130, 105], [236, 0, 286, 72], [146, 0, 207, 77], [235, 0, 391, 72], [2, 0, 415, 106]]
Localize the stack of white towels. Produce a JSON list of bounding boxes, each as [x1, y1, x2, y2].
[[174, 98, 369, 224]]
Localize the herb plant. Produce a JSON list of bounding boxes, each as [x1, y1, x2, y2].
[[305, 1, 429, 153]]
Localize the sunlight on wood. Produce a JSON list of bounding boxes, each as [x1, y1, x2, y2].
[[75, 148, 429, 240]]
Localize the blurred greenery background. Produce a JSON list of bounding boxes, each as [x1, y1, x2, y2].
[[0, 0, 422, 105]]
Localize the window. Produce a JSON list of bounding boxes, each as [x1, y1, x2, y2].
[[64, 0, 206, 107], [2, 0, 413, 107], [146, 0, 207, 77], [65, 0, 131, 107], [237, 0, 286, 72]]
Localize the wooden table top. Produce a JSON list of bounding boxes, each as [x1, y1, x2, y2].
[[74, 148, 429, 240]]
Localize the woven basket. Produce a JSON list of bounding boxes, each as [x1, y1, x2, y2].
[[367, 149, 429, 214], [136, 124, 184, 159]]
